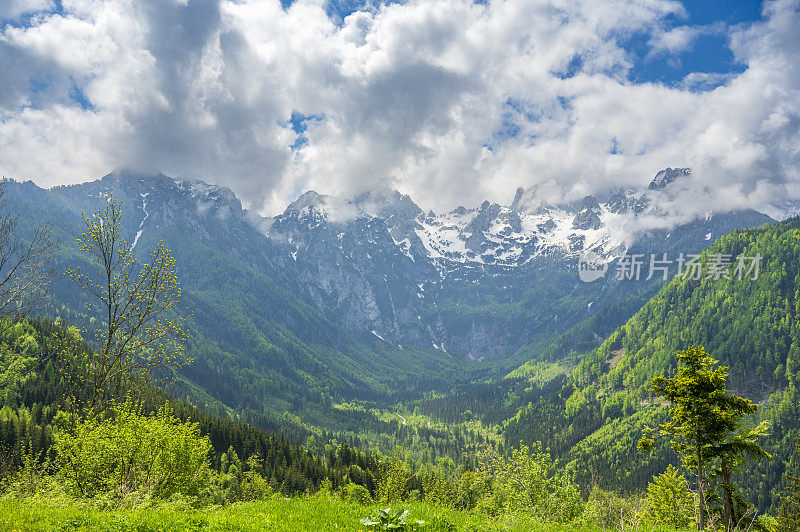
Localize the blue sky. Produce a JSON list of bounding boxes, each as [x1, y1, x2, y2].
[[627, 0, 764, 86]]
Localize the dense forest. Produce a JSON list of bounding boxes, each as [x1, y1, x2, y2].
[[499, 217, 800, 513]]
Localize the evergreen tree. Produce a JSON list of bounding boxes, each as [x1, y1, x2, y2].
[[638, 346, 769, 530], [644, 465, 694, 528]]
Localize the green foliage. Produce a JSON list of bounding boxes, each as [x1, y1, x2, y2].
[[53, 401, 212, 500], [644, 466, 694, 529], [474, 443, 582, 523], [6, 444, 53, 495], [0, 320, 38, 405], [379, 459, 413, 503], [68, 194, 190, 410], [638, 346, 769, 529], [207, 448, 273, 503], [421, 469, 481, 511], [360, 507, 426, 530], [345, 482, 374, 505], [580, 487, 646, 531]]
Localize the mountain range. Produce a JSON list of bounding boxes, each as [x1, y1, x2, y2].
[[4, 168, 777, 420]]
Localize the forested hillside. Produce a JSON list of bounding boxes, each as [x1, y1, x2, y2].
[[503, 216, 800, 511], [0, 317, 389, 496]]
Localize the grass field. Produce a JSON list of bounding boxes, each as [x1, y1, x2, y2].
[[0, 494, 688, 532]]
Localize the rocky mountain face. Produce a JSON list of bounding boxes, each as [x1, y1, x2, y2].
[[45, 172, 283, 275], [261, 167, 772, 359], [9, 168, 774, 363], [647, 167, 691, 190]]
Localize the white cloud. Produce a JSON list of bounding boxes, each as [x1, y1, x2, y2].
[[0, 0, 54, 19], [648, 25, 702, 55], [0, 0, 797, 220], [648, 20, 727, 53]]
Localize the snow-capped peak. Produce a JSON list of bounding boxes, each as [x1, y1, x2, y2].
[[263, 167, 715, 277]]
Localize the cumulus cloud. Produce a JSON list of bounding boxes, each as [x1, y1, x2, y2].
[[0, 0, 55, 19], [0, 0, 798, 218]]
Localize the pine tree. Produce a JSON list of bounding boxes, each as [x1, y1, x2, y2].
[[644, 465, 694, 529], [638, 346, 770, 530]]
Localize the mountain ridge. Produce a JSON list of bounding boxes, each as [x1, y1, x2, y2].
[[7, 168, 776, 362]]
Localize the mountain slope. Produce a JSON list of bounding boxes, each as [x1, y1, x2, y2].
[[504, 216, 800, 511], [5, 175, 465, 426], [262, 170, 773, 361]]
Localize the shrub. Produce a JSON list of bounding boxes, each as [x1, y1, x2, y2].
[[581, 487, 645, 530], [207, 448, 272, 503], [474, 442, 583, 523], [379, 461, 412, 502], [644, 465, 695, 528], [345, 482, 373, 505], [54, 401, 212, 501], [6, 444, 54, 495], [422, 469, 481, 511]]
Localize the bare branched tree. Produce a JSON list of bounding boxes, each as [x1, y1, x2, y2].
[[67, 194, 191, 409], [0, 180, 56, 322]]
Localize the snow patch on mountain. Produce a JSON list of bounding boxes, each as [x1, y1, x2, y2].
[[131, 192, 149, 251], [760, 200, 800, 221], [262, 167, 751, 279]]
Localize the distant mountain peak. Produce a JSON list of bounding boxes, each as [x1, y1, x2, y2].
[[648, 167, 691, 190], [285, 190, 329, 213], [352, 188, 423, 221], [572, 195, 602, 230], [100, 169, 173, 186]]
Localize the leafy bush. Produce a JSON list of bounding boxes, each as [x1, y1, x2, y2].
[[644, 465, 695, 528], [378, 460, 412, 502], [474, 443, 583, 523], [0, 321, 38, 405], [581, 487, 645, 530], [206, 447, 273, 503], [345, 482, 373, 505], [6, 444, 55, 495], [421, 465, 481, 510], [54, 401, 212, 501]]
